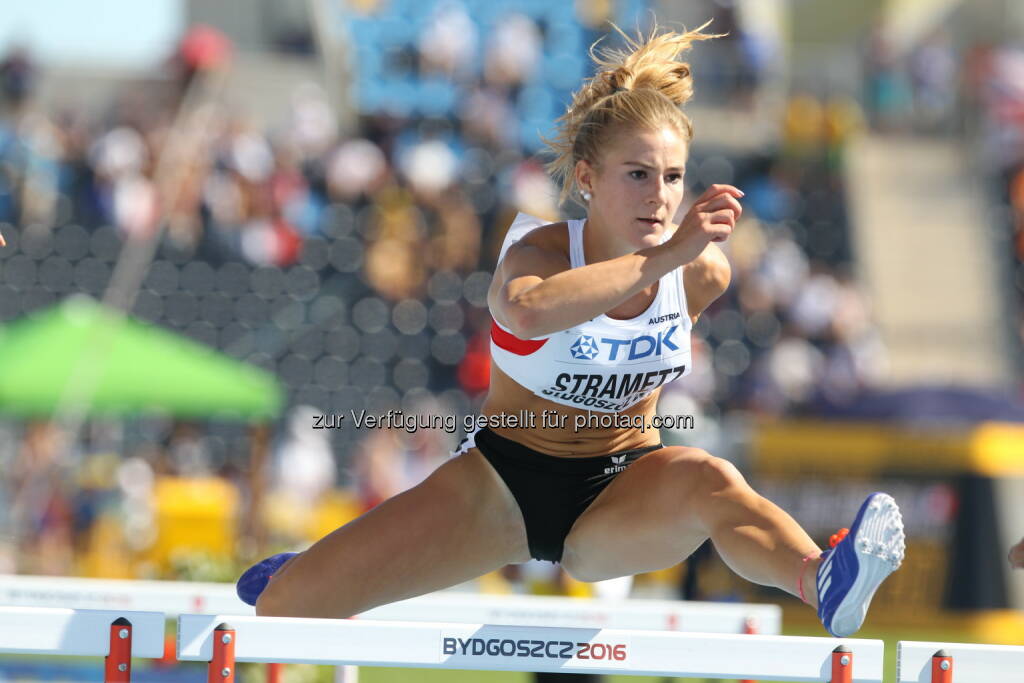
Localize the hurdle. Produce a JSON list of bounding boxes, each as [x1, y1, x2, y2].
[[0, 573, 250, 615], [0, 574, 782, 681], [897, 641, 1024, 682], [0, 607, 165, 682], [0, 573, 780, 633], [178, 614, 883, 681]]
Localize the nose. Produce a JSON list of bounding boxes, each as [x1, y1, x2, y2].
[[647, 176, 670, 207]]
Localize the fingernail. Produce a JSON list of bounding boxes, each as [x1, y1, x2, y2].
[[738, 190, 745, 197]]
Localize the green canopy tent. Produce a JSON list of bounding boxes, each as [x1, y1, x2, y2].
[[0, 295, 285, 553], [0, 296, 282, 419]]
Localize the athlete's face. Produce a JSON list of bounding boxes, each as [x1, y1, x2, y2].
[[576, 124, 688, 250]]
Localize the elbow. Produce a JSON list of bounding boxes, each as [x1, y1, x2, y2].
[[503, 306, 546, 340]]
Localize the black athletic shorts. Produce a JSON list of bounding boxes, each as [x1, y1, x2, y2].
[[454, 426, 662, 562]]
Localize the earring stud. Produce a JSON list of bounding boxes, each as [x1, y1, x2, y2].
[[582, 191, 592, 201]]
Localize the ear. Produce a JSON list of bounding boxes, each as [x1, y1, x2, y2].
[[574, 159, 596, 195]]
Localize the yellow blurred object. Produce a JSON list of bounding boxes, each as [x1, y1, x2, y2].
[[145, 476, 239, 571], [754, 419, 1024, 476], [263, 491, 310, 541], [477, 569, 514, 595], [263, 488, 364, 544], [782, 94, 825, 151], [307, 489, 363, 541], [561, 574, 593, 598], [825, 96, 865, 145], [79, 514, 134, 579], [968, 611, 1024, 644], [574, 0, 614, 29]]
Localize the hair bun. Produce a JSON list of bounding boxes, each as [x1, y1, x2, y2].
[[543, 20, 721, 207]]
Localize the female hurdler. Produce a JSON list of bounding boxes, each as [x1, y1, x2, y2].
[[238, 24, 905, 638]]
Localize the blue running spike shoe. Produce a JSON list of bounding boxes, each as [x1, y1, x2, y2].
[[817, 492, 905, 637], [236, 552, 298, 606]]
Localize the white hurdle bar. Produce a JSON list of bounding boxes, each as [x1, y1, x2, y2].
[[897, 641, 1024, 683], [0, 573, 250, 615], [178, 614, 883, 682], [361, 592, 781, 634], [0, 574, 781, 683], [0, 607, 165, 682], [0, 573, 780, 634]]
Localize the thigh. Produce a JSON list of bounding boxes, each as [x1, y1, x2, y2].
[[258, 449, 531, 618], [561, 446, 716, 582]]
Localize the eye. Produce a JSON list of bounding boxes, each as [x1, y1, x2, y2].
[[666, 173, 683, 184], [629, 170, 647, 180]]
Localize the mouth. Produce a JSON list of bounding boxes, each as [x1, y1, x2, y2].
[[637, 218, 662, 228]]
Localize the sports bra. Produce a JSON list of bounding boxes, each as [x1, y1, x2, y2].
[[490, 213, 692, 413]]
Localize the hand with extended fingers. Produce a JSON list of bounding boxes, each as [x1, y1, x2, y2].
[[667, 183, 743, 265]]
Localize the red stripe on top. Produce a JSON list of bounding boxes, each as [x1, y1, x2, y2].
[[490, 320, 548, 355]]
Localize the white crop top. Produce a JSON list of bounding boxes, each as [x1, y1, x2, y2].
[[490, 213, 692, 413]]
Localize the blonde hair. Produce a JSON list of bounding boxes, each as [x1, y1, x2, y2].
[[545, 22, 720, 207]]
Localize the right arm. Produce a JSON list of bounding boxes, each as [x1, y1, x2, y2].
[[489, 185, 743, 338], [488, 238, 686, 338]]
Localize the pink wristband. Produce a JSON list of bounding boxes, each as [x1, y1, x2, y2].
[[798, 553, 819, 604]]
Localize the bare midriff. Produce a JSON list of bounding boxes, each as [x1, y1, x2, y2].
[[479, 363, 662, 457]]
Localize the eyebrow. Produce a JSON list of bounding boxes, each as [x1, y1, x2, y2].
[[623, 161, 685, 172]]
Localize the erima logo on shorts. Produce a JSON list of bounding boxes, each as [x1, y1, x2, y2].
[[605, 454, 628, 474], [570, 327, 679, 361]]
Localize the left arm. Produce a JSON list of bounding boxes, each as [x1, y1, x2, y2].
[[682, 242, 731, 324]]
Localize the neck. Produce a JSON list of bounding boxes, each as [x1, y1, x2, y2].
[[581, 215, 636, 264]]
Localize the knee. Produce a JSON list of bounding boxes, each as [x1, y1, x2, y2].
[[695, 453, 748, 495], [660, 447, 747, 497], [687, 453, 759, 530]]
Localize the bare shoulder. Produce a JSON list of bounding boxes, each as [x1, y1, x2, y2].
[[497, 221, 571, 276], [488, 221, 572, 329], [683, 243, 732, 321], [507, 221, 570, 256]]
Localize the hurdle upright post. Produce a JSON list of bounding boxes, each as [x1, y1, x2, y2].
[[831, 644, 852, 683], [104, 617, 133, 683], [740, 616, 758, 683], [208, 622, 236, 683], [931, 649, 953, 683]]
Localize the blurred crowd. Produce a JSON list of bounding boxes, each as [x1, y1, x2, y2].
[[0, 1, 884, 577], [861, 24, 959, 135], [965, 40, 1024, 362], [856, 17, 1024, 371]]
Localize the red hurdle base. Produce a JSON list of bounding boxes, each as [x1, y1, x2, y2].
[[209, 623, 236, 683], [105, 617, 132, 683], [931, 649, 953, 683], [831, 644, 852, 683], [740, 616, 759, 683]]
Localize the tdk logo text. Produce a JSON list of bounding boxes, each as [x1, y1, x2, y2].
[[571, 326, 679, 361]]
